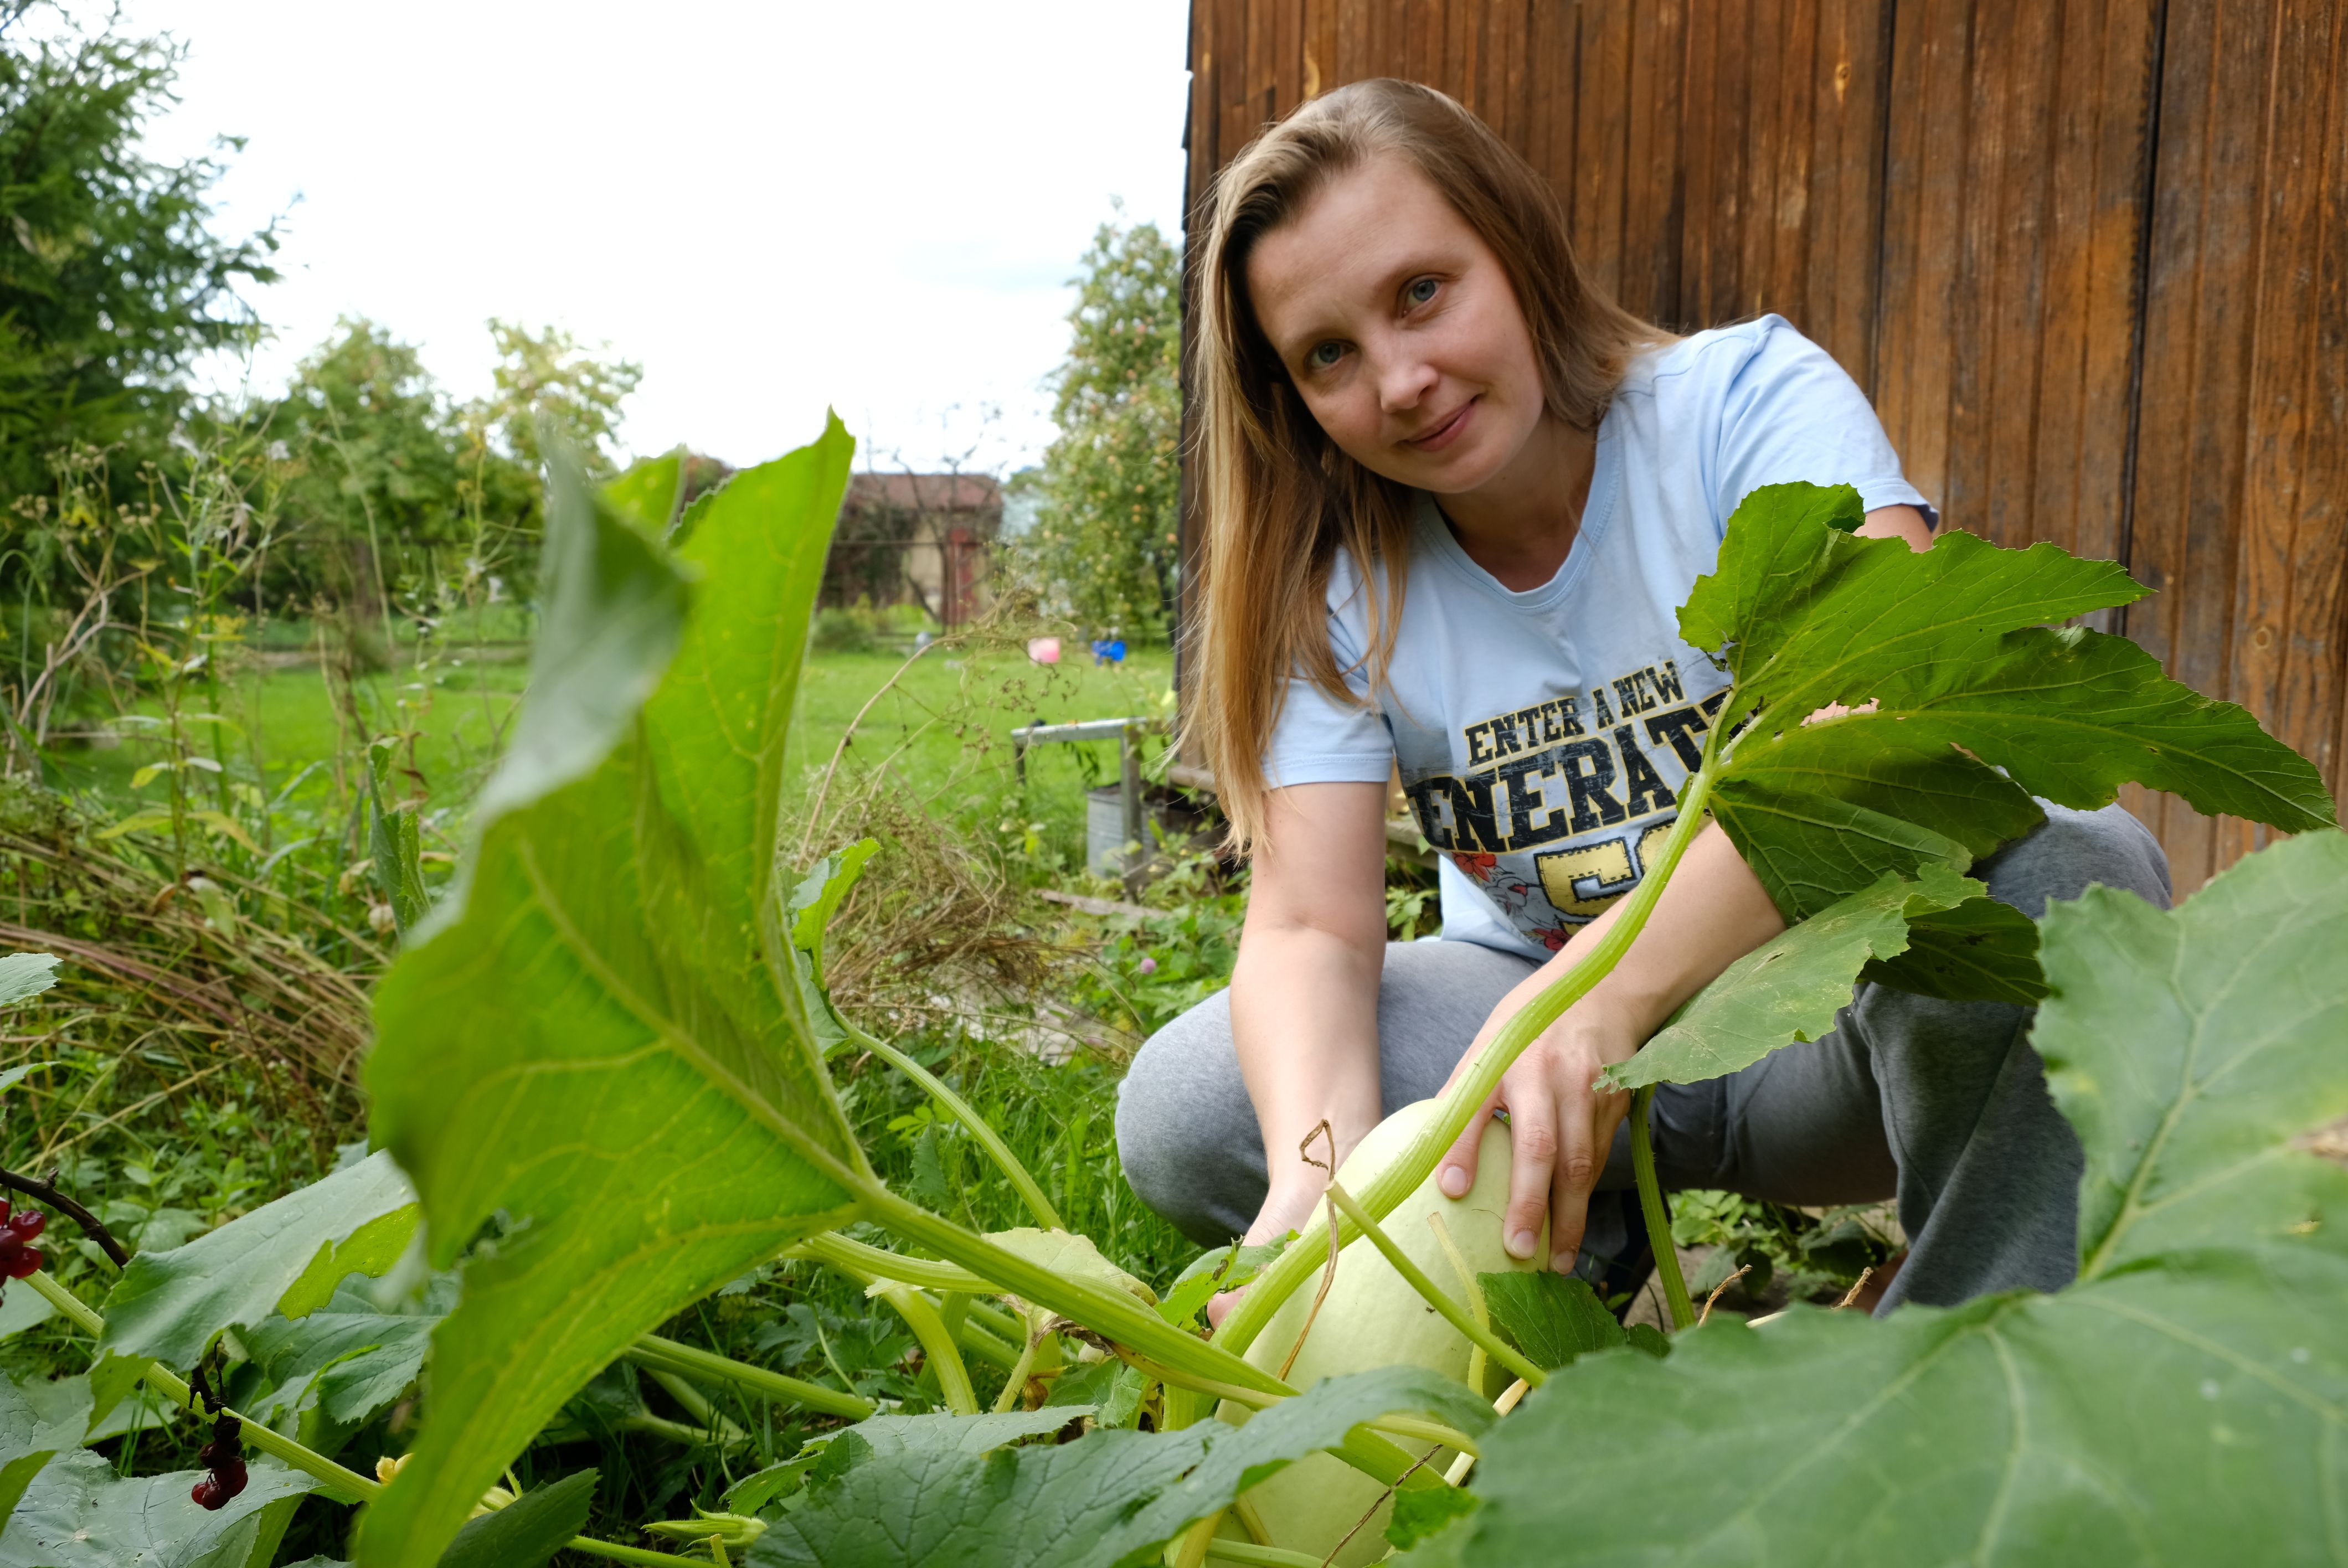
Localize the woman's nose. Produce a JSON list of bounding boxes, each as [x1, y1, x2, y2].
[[1376, 352, 1439, 414]]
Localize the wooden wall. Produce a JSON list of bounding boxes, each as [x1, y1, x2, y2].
[[1179, 0, 2346, 893]]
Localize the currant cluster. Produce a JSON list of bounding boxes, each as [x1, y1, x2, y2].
[[0, 1201, 47, 1279], [191, 1410, 247, 1510]]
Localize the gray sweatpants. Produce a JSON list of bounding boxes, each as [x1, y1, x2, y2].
[[1114, 803, 2171, 1314]]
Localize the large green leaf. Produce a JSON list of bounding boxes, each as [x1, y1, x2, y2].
[[0, 1449, 316, 1567], [96, 1151, 418, 1371], [1600, 865, 1976, 1091], [242, 1299, 436, 1430], [435, 1469, 595, 1568], [1477, 1272, 1665, 1372], [0, 1374, 84, 1522], [754, 1366, 1492, 1568], [1426, 830, 2348, 1564], [359, 422, 865, 1568], [1686, 486, 2335, 971], [0, 955, 58, 1009]]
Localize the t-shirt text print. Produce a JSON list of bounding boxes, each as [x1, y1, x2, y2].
[[1406, 663, 1729, 951], [1259, 316, 1935, 963]]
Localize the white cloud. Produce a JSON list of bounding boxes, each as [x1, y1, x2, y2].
[[113, 0, 1191, 471]]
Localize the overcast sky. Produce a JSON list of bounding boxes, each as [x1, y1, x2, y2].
[[114, 0, 1192, 473]]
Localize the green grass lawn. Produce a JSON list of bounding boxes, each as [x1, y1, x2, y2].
[[44, 631, 1177, 875]]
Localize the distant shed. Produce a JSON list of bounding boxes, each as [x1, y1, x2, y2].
[[1176, 0, 2345, 894]]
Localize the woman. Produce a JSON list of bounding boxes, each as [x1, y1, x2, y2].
[[1114, 79, 2169, 1317]]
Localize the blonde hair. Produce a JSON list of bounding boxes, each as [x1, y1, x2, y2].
[[1186, 79, 1670, 852]]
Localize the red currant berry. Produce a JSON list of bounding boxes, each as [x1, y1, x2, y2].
[[190, 1478, 223, 1510], [8, 1210, 43, 1240], [4, 1247, 42, 1280]]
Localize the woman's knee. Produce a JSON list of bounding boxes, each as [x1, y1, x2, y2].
[[1976, 801, 2172, 920], [1114, 993, 1266, 1242]]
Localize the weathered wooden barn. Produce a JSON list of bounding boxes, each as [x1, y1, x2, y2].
[[1175, 0, 2344, 894]]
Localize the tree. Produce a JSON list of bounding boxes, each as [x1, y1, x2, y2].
[[0, 3, 279, 497], [264, 318, 476, 617], [1026, 208, 1181, 637], [481, 319, 641, 474]]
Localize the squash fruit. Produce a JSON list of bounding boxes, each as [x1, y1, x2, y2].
[[1219, 1097, 1541, 1565]]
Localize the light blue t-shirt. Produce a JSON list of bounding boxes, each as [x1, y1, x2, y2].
[[1264, 315, 1935, 961]]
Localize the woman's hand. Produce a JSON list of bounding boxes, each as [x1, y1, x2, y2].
[[1434, 1005, 1639, 1274]]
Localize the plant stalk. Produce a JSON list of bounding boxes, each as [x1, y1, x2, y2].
[[1322, 1182, 1544, 1391], [879, 1283, 979, 1415], [1203, 1543, 1325, 1567], [866, 1184, 1295, 1399], [991, 1311, 1044, 1415], [624, 1333, 872, 1420], [848, 1021, 1064, 1230], [1215, 754, 1722, 1359], [1425, 1212, 1491, 1397], [1629, 1085, 1695, 1330], [24, 1271, 381, 1504], [29, 1271, 703, 1566]]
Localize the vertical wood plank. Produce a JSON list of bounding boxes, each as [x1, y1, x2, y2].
[[1573, 0, 1635, 295], [2220, 0, 2347, 863], [1335, 0, 1376, 84], [1527, 0, 1579, 223], [1622, 0, 1688, 325], [1805, 0, 1886, 386], [1873, 0, 1974, 519], [2128, 0, 2279, 891]]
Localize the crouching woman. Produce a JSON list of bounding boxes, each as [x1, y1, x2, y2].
[[1114, 79, 2168, 1316]]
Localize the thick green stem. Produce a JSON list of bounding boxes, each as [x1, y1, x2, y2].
[[1630, 1085, 1696, 1330], [563, 1536, 695, 1565], [624, 1334, 872, 1420], [1368, 1415, 1480, 1457], [1425, 1212, 1491, 1397], [29, 1273, 751, 1563], [792, 1231, 987, 1293], [1323, 1182, 1544, 1391], [1205, 1543, 1325, 1567], [1215, 759, 1722, 1358], [25, 1272, 381, 1504], [645, 1369, 750, 1447], [880, 1284, 979, 1415], [992, 1311, 1044, 1414], [866, 1185, 1294, 1399], [848, 1022, 1064, 1230]]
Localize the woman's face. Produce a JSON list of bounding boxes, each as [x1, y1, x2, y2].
[[1245, 154, 1548, 496]]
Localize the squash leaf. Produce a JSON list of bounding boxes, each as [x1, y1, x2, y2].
[[0, 955, 58, 1009], [753, 1365, 1492, 1568], [1434, 830, 2348, 1565], [360, 425, 865, 1568], [1476, 1272, 1659, 1372], [1687, 484, 2334, 1004], [0, 1448, 316, 1567], [96, 1151, 418, 1372], [435, 1469, 595, 1568], [1600, 865, 1977, 1091]]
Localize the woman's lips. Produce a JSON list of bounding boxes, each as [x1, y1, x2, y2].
[[1404, 398, 1476, 453]]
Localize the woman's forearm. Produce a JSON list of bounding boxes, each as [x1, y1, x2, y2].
[[1471, 821, 1784, 1064], [1228, 923, 1385, 1214]]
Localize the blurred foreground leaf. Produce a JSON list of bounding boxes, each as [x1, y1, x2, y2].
[[361, 425, 864, 1567]]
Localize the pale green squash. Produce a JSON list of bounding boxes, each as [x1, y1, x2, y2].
[[1219, 1097, 1541, 1566]]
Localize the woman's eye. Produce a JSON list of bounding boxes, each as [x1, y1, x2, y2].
[[1306, 341, 1345, 370], [1407, 277, 1440, 306]]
